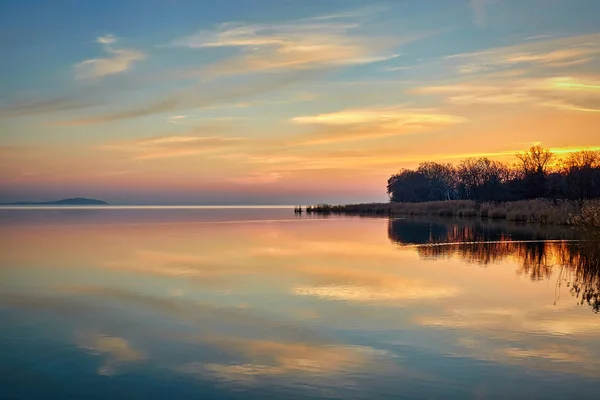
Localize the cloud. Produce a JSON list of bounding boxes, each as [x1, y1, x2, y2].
[[58, 70, 320, 125], [101, 134, 248, 160], [96, 34, 117, 45], [292, 106, 465, 126], [170, 15, 421, 77], [289, 106, 468, 145], [136, 135, 216, 145], [74, 34, 145, 80], [0, 95, 99, 117], [413, 75, 600, 113], [227, 172, 284, 185], [167, 115, 187, 125], [523, 34, 559, 42], [543, 100, 600, 113], [448, 33, 600, 75]]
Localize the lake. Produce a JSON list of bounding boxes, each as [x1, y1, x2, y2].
[[1, 207, 599, 399]]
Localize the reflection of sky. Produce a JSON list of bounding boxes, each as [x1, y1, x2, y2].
[[1, 209, 599, 399]]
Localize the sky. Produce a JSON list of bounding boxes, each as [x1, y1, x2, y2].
[[1, 0, 600, 205]]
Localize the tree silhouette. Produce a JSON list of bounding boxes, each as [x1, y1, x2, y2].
[[386, 144, 600, 204]]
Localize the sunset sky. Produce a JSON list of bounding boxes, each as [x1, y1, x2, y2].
[[1, 0, 600, 205]]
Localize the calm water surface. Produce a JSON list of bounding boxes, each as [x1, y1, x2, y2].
[[1, 207, 599, 399]]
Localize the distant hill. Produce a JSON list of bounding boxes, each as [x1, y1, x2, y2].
[[1, 197, 109, 205]]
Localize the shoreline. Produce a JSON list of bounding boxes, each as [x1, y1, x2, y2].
[[302, 199, 600, 227]]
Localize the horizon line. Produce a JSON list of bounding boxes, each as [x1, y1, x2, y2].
[[0, 205, 307, 210]]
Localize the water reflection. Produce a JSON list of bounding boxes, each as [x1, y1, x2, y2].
[[388, 217, 600, 312], [1, 209, 600, 399]]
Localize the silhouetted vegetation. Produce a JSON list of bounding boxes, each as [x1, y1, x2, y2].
[[387, 146, 600, 203], [387, 218, 600, 312], [306, 199, 600, 226], [306, 146, 600, 226]]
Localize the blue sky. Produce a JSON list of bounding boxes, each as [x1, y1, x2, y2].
[[1, 0, 600, 204]]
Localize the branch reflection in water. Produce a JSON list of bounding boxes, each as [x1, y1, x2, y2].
[[388, 217, 600, 312]]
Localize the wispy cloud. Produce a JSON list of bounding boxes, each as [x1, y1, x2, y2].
[[523, 34, 559, 42], [227, 172, 285, 185], [101, 134, 248, 160], [96, 34, 118, 45], [167, 115, 187, 125], [448, 33, 600, 74], [74, 34, 145, 80], [306, 4, 389, 22], [291, 106, 466, 126], [413, 75, 600, 113], [57, 70, 322, 125], [0, 95, 98, 117], [290, 105, 467, 145], [170, 14, 423, 77]]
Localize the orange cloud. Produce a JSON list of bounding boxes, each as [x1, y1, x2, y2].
[[289, 106, 468, 145], [413, 76, 600, 113], [100, 135, 248, 160]]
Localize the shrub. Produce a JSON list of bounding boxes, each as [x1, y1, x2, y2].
[[576, 200, 600, 227]]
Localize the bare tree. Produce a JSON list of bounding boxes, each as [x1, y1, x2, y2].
[[516, 145, 555, 176]]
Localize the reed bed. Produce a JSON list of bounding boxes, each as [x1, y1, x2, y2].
[[305, 199, 600, 227]]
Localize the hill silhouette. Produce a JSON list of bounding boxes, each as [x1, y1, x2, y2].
[[2, 197, 109, 205]]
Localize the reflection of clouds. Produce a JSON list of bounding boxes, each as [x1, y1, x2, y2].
[[185, 363, 281, 383], [291, 264, 460, 304], [417, 306, 600, 336], [416, 305, 600, 378], [503, 346, 587, 364], [5, 214, 600, 392], [63, 285, 330, 344], [250, 240, 405, 258], [62, 287, 400, 386], [102, 250, 225, 278], [176, 336, 397, 387], [462, 341, 600, 378], [531, 318, 600, 336], [212, 338, 365, 373], [294, 284, 459, 302], [60, 286, 403, 387], [76, 332, 146, 376]]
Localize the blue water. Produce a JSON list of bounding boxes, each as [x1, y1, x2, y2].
[[1, 207, 599, 399]]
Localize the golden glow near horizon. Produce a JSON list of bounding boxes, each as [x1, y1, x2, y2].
[[1, 1, 599, 203]]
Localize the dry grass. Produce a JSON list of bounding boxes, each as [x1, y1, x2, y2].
[[306, 199, 597, 226], [572, 200, 600, 227]]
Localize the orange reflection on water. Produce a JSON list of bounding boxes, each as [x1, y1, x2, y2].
[[1, 209, 599, 385]]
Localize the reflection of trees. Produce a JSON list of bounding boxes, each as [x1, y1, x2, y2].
[[557, 241, 600, 313], [388, 218, 600, 312]]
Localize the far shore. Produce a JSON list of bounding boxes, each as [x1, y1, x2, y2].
[[302, 199, 600, 227]]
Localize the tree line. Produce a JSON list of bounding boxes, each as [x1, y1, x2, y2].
[[387, 146, 600, 203]]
